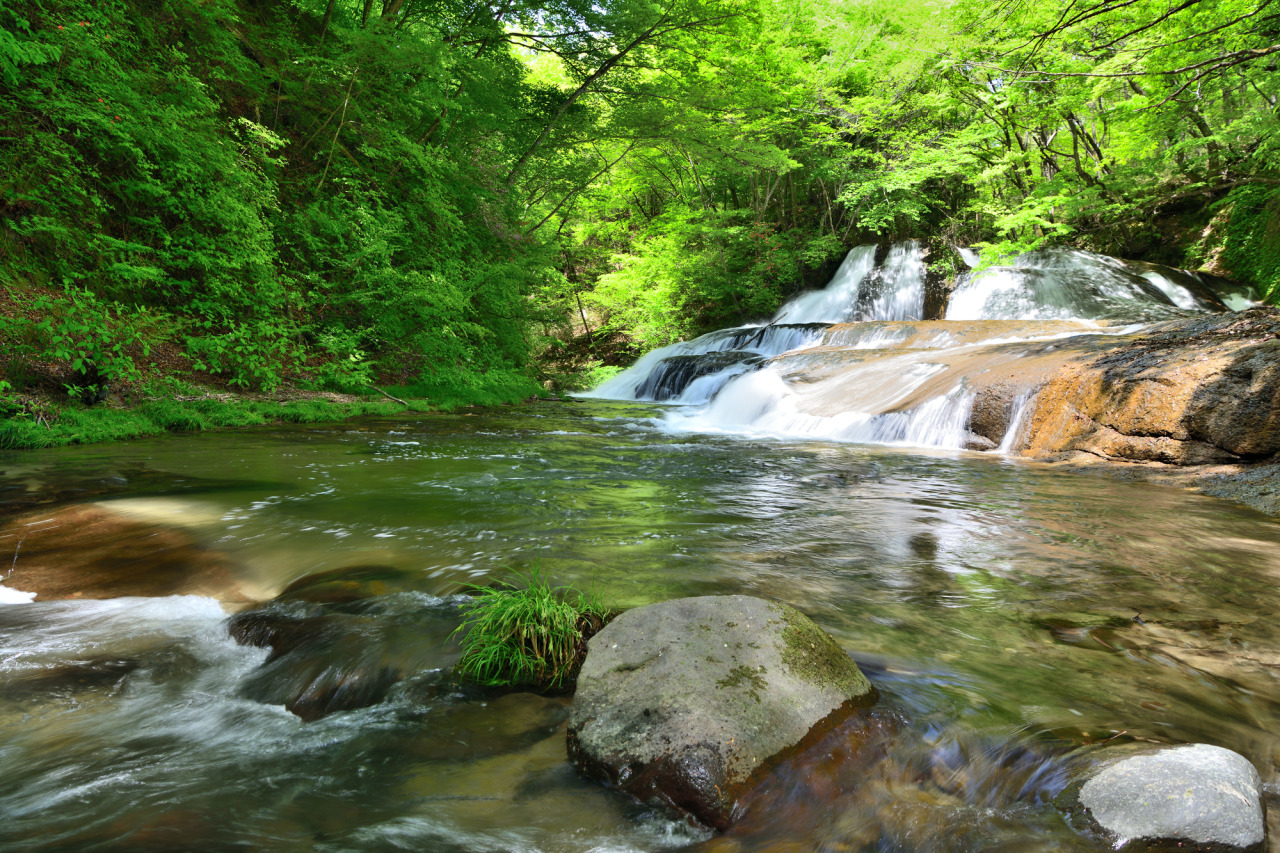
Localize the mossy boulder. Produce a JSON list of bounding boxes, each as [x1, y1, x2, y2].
[[566, 595, 876, 829]]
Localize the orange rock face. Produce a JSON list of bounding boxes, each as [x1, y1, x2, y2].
[[1021, 308, 1280, 464]]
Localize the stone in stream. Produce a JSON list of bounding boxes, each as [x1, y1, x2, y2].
[[1057, 743, 1265, 851], [0, 503, 249, 603], [228, 590, 462, 721], [566, 595, 876, 830]]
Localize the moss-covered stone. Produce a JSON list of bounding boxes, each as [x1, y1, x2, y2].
[[772, 602, 871, 694], [567, 595, 876, 830]]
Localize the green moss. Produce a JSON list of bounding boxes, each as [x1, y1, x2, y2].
[[1215, 185, 1280, 302], [770, 602, 873, 698], [716, 664, 767, 703]]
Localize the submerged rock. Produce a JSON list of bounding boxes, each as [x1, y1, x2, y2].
[[228, 588, 461, 721], [274, 563, 424, 604], [0, 503, 248, 603], [567, 595, 875, 829], [1058, 744, 1265, 851]]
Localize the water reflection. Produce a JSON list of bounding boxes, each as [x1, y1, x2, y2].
[[0, 400, 1279, 850]]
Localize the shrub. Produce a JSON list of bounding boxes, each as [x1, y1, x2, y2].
[[452, 569, 611, 690], [183, 320, 303, 391]]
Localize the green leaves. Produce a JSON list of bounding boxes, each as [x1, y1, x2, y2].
[[182, 320, 303, 391], [0, 19, 59, 84], [15, 286, 152, 401]]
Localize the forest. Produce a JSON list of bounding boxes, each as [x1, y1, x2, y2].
[[5, 2, 1280, 846], [0, 0, 1277, 413]]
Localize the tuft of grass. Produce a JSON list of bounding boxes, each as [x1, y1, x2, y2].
[[452, 569, 611, 690]]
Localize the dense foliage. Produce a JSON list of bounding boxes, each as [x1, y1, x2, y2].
[[554, 0, 1280, 347], [1, 0, 563, 400], [0, 0, 1276, 395]]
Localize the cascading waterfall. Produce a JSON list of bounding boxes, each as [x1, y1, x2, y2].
[[590, 324, 829, 402], [945, 248, 1226, 321], [587, 242, 1248, 452]]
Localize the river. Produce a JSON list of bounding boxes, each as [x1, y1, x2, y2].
[[2, 397, 1280, 850]]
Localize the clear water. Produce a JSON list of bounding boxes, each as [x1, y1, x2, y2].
[[2, 402, 1280, 851]]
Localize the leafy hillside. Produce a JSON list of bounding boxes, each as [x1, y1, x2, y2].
[[0, 0, 1276, 410]]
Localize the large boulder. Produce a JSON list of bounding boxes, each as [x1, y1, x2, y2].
[[1058, 743, 1265, 851], [566, 595, 875, 829]]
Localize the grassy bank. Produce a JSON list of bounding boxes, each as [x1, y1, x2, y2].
[[0, 375, 546, 451]]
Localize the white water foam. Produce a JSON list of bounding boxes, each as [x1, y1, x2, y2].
[[661, 366, 974, 450], [0, 582, 36, 604], [772, 245, 877, 324]]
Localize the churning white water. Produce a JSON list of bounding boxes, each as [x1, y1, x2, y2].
[[588, 243, 1245, 452]]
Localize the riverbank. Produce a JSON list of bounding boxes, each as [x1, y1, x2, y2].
[[0, 377, 546, 450]]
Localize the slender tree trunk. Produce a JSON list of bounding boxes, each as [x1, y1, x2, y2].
[[1188, 107, 1223, 177], [320, 0, 337, 43]]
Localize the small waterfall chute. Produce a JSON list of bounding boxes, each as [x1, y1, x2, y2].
[[584, 324, 827, 403], [587, 242, 1233, 454]]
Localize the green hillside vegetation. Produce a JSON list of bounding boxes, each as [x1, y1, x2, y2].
[[0, 0, 1276, 438]]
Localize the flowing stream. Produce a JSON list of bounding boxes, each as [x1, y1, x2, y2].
[[1, 248, 1278, 851]]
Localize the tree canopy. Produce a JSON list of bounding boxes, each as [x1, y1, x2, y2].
[[0, 0, 1275, 399]]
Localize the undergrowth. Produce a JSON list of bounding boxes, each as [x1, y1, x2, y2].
[[452, 569, 611, 690], [0, 381, 546, 450], [1216, 185, 1280, 302]]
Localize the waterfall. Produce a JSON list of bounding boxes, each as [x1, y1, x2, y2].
[[945, 249, 1222, 321], [587, 243, 1240, 453], [997, 390, 1038, 454], [770, 241, 927, 324], [771, 245, 877, 324]]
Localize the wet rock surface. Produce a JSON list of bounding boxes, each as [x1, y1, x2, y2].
[[1058, 744, 1265, 851], [633, 352, 763, 402], [567, 595, 875, 829], [0, 503, 248, 602], [227, 578, 463, 721], [969, 307, 1280, 515], [1023, 308, 1280, 464], [274, 563, 428, 605]]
